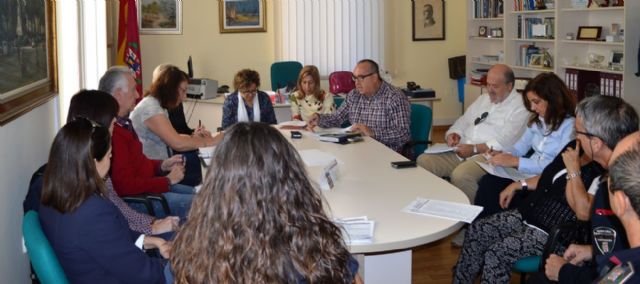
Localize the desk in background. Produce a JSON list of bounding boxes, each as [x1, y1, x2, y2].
[[183, 95, 440, 131]]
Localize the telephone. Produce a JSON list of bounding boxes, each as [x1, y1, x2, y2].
[[217, 85, 230, 93]]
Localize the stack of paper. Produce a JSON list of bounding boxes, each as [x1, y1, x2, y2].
[[298, 149, 338, 167], [475, 161, 535, 181], [278, 120, 307, 130], [334, 216, 375, 244], [403, 198, 483, 223], [424, 143, 457, 154]]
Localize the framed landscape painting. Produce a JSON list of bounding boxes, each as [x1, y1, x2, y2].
[[0, 0, 58, 125], [138, 0, 182, 34], [219, 0, 266, 33], [412, 0, 445, 41]]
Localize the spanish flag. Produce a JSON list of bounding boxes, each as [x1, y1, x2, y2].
[[116, 0, 143, 97]]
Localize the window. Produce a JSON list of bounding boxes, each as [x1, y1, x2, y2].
[[275, 0, 385, 76]]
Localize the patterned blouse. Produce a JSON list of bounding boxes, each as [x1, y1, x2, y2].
[[105, 178, 155, 235], [289, 90, 335, 122]]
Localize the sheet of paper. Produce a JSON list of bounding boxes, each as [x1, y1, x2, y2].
[[424, 143, 457, 154], [403, 198, 483, 223], [278, 120, 307, 128], [475, 161, 535, 181], [198, 146, 216, 159], [335, 216, 375, 244], [298, 149, 338, 167], [309, 126, 353, 137]]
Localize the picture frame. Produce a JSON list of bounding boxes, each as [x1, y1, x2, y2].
[[0, 0, 58, 125], [490, 27, 503, 38], [138, 0, 182, 34], [479, 26, 488, 37], [577, 26, 602, 40], [219, 0, 266, 33], [412, 0, 445, 41], [529, 54, 544, 67]]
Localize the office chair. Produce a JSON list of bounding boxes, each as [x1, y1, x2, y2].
[[404, 104, 433, 160], [121, 193, 171, 217], [270, 61, 303, 91], [329, 71, 355, 95], [512, 221, 591, 283], [23, 211, 69, 284]]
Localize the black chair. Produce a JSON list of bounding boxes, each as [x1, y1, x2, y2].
[[121, 193, 171, 217]]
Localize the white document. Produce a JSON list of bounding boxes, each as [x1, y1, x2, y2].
[[403, 198, 483, 223], [424, 143, 457, 154], [475, 161, 535, 181], [298, 149, 338, 167], [319, 159, 339, 191], [198, 146, 216, 159], [278, 120, 307, 127], [310, 126, 353, 137], [335, 216, 375, 244]]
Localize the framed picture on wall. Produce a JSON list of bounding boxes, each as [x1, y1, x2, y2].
[[0, 0, 58, 125], [138, 0, 182, 34], [219, 0, 266, 33], [412, 0, 445, 41]]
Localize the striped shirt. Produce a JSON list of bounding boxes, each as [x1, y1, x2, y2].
[[318, 81, 410, 152]]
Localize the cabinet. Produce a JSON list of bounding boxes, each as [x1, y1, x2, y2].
[[465, 0, 640, 110]]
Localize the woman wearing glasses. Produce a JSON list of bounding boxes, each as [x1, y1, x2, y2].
[[474, 73, 577, 218], [130, 66, 222, 161], [221, 69, 277, 129], [39, 118, 168, 283], [290, 65, 335, 122], [167, 122, 361, 284]]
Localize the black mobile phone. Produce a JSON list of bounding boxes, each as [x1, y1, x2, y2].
[[391, 161, 417, 169], [291, 131, 302, 139]]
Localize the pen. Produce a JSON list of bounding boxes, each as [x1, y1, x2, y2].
[[198, 120, 202, 128]]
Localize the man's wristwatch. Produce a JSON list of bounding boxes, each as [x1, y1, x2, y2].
[[520, 179, 528, 191], [473, 144, 478, 154]]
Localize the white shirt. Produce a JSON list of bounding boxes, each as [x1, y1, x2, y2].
[[446, 88, 529, 151]]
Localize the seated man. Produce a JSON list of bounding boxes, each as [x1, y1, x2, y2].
[[307, 59, 410, 153], [99, 66, 193, 220], [416, 64, 529, 202], [542, 132, 640, 283]]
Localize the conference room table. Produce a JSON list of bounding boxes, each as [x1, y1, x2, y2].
[[273, 129, 469, 283], [199, 125, 467, 283]]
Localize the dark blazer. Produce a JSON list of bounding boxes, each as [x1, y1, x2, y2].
[[39, 195, 165, 284], [221, 91, 277, 129]]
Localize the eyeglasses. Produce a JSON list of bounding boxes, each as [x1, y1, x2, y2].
[[239, 89, 258, 95], [576, 130, 603, 140], [474, 112, 489, 125], [351, 72, 375, 82]]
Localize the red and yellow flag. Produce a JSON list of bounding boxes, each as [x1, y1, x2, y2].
[[116, 0, 143, 97]]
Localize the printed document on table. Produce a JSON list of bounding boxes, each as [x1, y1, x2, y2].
[[309, 126, 353, 137], [424, 143, 457, 154], [298, 149, 338, 167], [403, 198, 483, 223], [334, 216, 375, 244], [475, 161, 535, 181]]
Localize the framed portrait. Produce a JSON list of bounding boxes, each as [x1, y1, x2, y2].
[[0, 0, 58, 125], [219, 0, 266, 33], [412, 0, 445, 41], [138, 0, 182, 34], [529, 54, 544, 67], [577, 26, 602, 40], [478, 26, 488, 37]]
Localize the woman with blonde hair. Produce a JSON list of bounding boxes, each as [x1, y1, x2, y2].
[[290, 65, 335, 121], [168, 122, 360, 283]]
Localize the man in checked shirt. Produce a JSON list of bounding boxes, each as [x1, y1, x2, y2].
[[307, 59, 411, 153]]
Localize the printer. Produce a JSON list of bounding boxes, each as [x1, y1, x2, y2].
[[187, 78, 219, 100]]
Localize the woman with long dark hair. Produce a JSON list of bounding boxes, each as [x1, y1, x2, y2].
[[39, 118, 168, 283], [168, 122, 360, 283]]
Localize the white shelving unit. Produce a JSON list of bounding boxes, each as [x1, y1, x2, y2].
[[465, 0, 640, 109]]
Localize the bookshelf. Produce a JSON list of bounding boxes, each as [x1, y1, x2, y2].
[[466, 0, 640, 110]]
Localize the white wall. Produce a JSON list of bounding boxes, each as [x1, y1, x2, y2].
[[0, 99, 59, 284]]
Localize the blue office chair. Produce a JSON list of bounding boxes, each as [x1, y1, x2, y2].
[[270, 61, 303, 91], [512, 255, 541, 284], [23, 211, 69, 284], [404, 104, 433, 160]]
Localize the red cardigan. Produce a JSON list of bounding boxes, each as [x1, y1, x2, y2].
[[111, 124, 169, 195]]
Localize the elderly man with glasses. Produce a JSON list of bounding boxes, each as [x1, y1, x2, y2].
[[307, 59, 410, 153], [416, 64, 529, 204]]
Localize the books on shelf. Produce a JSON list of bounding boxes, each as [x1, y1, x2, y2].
[[518, 16, 554, 39], [470, 69, 489, 86], [473, 0, 504, 19]]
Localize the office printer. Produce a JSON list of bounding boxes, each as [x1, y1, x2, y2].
[[187, 78, 219, 100]]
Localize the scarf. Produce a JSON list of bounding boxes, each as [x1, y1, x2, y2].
[[237, 92, 260, 123]]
